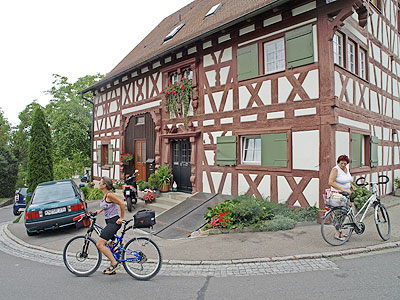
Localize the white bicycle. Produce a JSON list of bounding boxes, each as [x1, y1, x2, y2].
[[321, 175, 390, 246]]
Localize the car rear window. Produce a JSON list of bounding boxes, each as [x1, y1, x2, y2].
[[20, 187, 28, 196], [33, 183, 77, 204]]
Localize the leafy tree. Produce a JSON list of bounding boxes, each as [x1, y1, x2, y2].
[[45, 74, 103, 179], [0, 108, 11, 148], [10, 101, 42, 187], [0, 147, 18, 197], [27, 107, 53, 194]]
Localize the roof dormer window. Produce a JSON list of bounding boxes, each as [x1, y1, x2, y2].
[[164, 23, 185, 42], [205, 3, 222, 17]]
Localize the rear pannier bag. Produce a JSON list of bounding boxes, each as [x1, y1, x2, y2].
[[134, 209, 156, 228]]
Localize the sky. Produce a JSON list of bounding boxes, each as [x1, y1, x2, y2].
[[0, 0, 193, 126]]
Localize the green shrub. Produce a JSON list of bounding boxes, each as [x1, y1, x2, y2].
[[148, 173, 161, 190], [350, 184, 372, 210], [230, 195, 273, 226], [262, 215, 296, 232], [138, 180, 151, 191], [86, 188, 103, 200]]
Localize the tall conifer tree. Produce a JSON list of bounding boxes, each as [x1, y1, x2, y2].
[[27, 108, 53, 194]]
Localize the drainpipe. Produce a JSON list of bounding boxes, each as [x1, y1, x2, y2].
[[80, 92, 94, 182]]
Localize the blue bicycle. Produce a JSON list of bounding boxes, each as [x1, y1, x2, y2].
[[63, 212, 162, 280]]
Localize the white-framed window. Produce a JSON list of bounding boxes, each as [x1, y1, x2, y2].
[[333, 32, 344, 67], [264, 38, 285, 74], [347, 41, 356, 73], [241, 136, 261, 165], [359, 49, 367, 79]]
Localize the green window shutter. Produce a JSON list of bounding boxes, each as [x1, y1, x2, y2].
[[216, 136, 237, 166], [261, 133, 288, 167], [370, 136, 379, 167], [97, 145, 101, 166], [237, 43, 259, 81], [108, 144, 114, 165], [285, 25, 314, 69], [351, 133, 362, 168]]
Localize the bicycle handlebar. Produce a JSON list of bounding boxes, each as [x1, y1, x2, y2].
[[355, 175, 389, 187]]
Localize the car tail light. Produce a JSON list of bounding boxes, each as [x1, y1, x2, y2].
[[70, 202, 85, 211], [25, 211, 40, 220]]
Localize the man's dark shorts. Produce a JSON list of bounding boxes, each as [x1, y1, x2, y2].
[[100, 216, 121, 241]]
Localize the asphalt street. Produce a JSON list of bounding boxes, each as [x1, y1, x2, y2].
[[0, 246, 398, 300]]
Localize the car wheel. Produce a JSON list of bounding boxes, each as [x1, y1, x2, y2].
[[13, 210, 21, 216]]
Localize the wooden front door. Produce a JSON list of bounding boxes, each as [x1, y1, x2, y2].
[[172, 141, 192, 192], [134, 140, 146, 182]]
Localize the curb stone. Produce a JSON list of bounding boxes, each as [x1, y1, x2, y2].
[[3, 223, 400, 266]]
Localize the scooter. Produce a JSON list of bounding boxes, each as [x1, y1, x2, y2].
[[123, 170, 139, 212]]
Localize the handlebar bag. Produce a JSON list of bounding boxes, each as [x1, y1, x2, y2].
[[134, 209, 156, 228]]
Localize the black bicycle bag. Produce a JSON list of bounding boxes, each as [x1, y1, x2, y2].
[[134, 209, 156, 228]]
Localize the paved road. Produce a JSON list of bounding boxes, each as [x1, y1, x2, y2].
[[0, 245, 398, 300]]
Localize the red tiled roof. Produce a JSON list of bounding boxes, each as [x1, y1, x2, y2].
[[93, 0, 288, 89]]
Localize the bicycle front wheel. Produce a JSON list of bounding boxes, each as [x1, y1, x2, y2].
[[321, 207, 354, 246], [122, 237, 162, 280], [375, 204, 391, 241], [63, 235, 102, 277]]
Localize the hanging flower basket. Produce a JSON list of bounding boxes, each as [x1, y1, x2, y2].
[[121, 153, 133, 164], [161, 78, 193, 120]]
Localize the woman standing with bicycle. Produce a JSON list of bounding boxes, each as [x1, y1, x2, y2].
[[95, 176, 125, 275], [328, 155, 357, 241]]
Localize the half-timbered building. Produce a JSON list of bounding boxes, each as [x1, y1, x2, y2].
[[82, 0, 400, 208]]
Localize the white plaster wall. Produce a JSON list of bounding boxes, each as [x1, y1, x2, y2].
[[394, 100, 400, 120], [93, 164, 98, 177], [259, 80, 272, 105], [212, 91, 224, 112], [238, 173, 249, 195], [278, 77, 292, 103], [206, 70, 217, 87], [378, 145, 382, 166], [346, 78, 353, 104], [302, 178, 319, 207], [221, 47, 232, 62], [110, 101, 117, 113], [394, 146, 400, 165], [335, 131, 349, 159], [203, 54, 215, 67], [302, 69, 319, 99], [202, 172, 211, 193], [239, 86, 251, 109], [292, 130, 319, 171], [258, 175, 271, 199], [334, 71, 342, 98], [210, 131, 224, 144], [370, 91, 379, 113], [211, 172, 223, 192], [277, 176, 292, 204], [223, 90, 233, 112], [220, 66, 231, 85], [204, 94, 213, 114], [222, 173, 232, 195], [205, 150, 215, 166]]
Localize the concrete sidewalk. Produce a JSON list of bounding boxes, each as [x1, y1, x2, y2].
[[5, 195, 400, 264]]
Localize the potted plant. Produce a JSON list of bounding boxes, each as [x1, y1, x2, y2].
[[161, 78, 193, 122], [143, 189, 155, 204], [116, 180, 124, 190], [156, 164, 173, 193], [394, 178, 400, 196], [120, 153, 133, 165]]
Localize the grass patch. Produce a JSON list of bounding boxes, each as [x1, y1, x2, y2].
[[13, 214, 22, 224], [0, 198, 11, 204]]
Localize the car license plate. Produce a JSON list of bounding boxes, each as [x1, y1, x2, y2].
[[126, 191, 131, 196], [44, 207, 67, 216]]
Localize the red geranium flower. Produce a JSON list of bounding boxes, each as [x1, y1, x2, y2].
[[219, 212, 224, 217], [222, 222, 226, 226]]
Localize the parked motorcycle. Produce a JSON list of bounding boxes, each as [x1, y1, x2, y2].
[[123, 170, 139, 212]]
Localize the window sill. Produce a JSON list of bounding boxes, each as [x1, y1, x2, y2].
[[236, 164, 290, 172], [101, 166, 111, 170], [350, 165, 370, 173]]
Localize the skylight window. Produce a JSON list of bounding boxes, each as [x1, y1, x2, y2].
[[205, 3, 222, 17], [164, 23, 185, 42]]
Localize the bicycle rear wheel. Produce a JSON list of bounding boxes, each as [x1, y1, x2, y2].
[[375, 204, 391, 241], [63, 235, 102, 277], [321, 207, 354, 246], [122, 237, 162, 280]]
